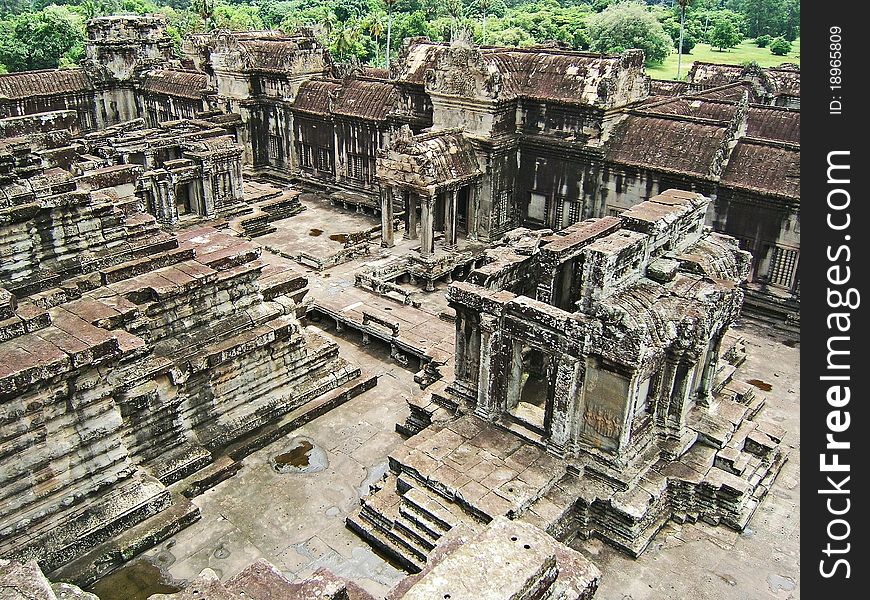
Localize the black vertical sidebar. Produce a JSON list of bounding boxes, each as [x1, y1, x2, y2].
[[801, 3, 866, 597]]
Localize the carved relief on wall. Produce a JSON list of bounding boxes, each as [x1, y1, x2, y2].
[[583, 406, 620, 439]]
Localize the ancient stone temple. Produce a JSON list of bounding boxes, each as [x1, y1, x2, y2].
[[0, 13, 797, 600], [348, 190, 787, 563]]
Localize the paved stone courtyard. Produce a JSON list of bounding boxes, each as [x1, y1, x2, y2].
[[109, 317, 799, 599]]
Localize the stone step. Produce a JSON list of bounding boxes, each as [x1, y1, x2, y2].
[[49, 491, 200, 589], [393, 511, 439, 551], [396, 498, 451, 542], [222, 367, 374, 461], [400, 482, 464, 532], [142, 441, 213, 486], [346, 509, 426, 573]]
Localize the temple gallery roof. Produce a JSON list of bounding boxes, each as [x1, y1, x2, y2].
[[378, 127, 481, 192], [746, 105, 800, 144], [293, 78, 401, 121], [605, 114, 725, 178], [0, 69, 92, 100], [687, 61, 800, 98], [720, 139, 800, 200], [637, 97, 739, 123], [141, 70, 211, 100]]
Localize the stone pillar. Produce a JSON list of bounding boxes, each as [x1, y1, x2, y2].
[[668, 354, 699, 430], [547, 356, 581, 456], [656, 354, 680, 427], [444, 188, 457, 250], [467, 184, 480, 241], [404, 190, 418, 240], [420, 194, 435, 257], [201, 169, 216, 217], [380, 187, 395, 248], [697, 334, 723, 407], [474, 314, 500, 421]]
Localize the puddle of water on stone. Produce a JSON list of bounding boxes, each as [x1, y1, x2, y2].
[[88, 559, 184, 600], [767, 573, 796, 592], [747, 379, 773, 392], [330, 233, 349, 244], [309, 228, 323, 237], [272, 437, 328, 474], [782, 339, 799, 348]]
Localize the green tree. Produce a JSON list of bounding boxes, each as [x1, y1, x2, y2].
[[587, 1, 671, 65], [191, 0, 216, 31], [384, 0, 396, 71], [755, 34, 771, 47], [709, 16, 741, 51], [769, 36, 791, 56], [445, 0, 464, 39], [364, 11, 385, 66], [0, 6, 85, 72], [675, 0, 692, 81]]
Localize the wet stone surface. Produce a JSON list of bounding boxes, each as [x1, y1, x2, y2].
[[271, 437, 328, 474], [88, 559, 183, 600]]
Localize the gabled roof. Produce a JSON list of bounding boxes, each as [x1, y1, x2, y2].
[[605, 115, 725, 178], [720, 139, 800, 199], [393, 40, 649, 108], [141, 70, 210, 100], [0, 69, 92, 101], [293, 78, 401, 121], [746, 106, 800, 144]]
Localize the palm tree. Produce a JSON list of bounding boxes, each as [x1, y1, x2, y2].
[[676, 0, 693, 81], [366, 13, 386, 67], [446, 0, 464, 40], [192, 0, 217, 31], [384, 0, 397, 72], [478, 0, 491, 44], [334, 25, 355, 60]]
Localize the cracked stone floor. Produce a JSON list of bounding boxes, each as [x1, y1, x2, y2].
[[95, 317, 799, 600]]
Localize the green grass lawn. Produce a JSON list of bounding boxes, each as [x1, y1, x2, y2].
[[645, 38, 801, 80]]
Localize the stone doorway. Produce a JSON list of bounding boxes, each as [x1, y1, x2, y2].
[[508, 343, 553, 434], [175, 183, 193, 216]]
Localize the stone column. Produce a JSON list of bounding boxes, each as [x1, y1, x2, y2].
[[467, 184, 480, 241], [474, 314, 500, 421], [697, 334, 723, 407], [380, 187, 395, 248], [404, 190, 418, 240], [655, 354, 680, 427], [547, 356, 581, 456], [444, 188, 458, 250], [201, 168, 216, 217], [420, 194, 435, 257], [668, 354, 699, 430]]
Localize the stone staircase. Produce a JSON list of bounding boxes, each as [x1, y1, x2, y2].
[[346, 472, 483, 573], [228, 188, 304, 238]]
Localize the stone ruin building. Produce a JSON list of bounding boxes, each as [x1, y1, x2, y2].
[[0, 13, 796, 600], [348, 189, 787, 570]]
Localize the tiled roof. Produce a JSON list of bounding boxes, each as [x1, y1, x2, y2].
[[394, 41, 647, 107], [639, 97, 738, 122], [746, 106, 800, 144], [721, 139, 800, 199], [293, 78, 400, 121], [605, 115, 725, 177], [0, 69, 92, 100], [292, 79, 342, 116], [141, 70, 210, 100]]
